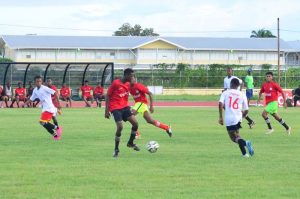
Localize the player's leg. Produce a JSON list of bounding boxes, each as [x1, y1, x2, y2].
[[126, 108, 140, 151], [10, 97, 16, 108], [39, 111, 61, 140], [83, 96, 91, 107], [262, 103, 274, 133], [68, 97, 72, 108], [271, 112, 291, 134], [16, 96, 21, 108], [90, 96, 94, 105], [143, 111, 172, 137], [3, 96, 9, 107], [111, 110, 124, 157]]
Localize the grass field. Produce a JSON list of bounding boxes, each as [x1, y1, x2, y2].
[[0, 107, 300, 199]]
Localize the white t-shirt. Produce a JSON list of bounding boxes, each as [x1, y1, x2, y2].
[[223, 76, 243, 90], [219, 89, 248, 126], [30, 85, 56, 113], [5, 86, 12, 96]]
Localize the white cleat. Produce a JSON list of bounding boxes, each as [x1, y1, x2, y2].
[[287, 127, 291, 136], [242, 154, 250, 158], [266, 129, 274, 135]]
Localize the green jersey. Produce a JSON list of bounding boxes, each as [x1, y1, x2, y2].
[[245, 75, 254, 89]]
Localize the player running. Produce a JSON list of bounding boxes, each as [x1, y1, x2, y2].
[[24, 76, 62, 140], [46, 78, 62, 129], [219, 78, 254, 158], [129, 77, 172, 138], [224, 67, 255, 129], [105, 68, 140, 158], [257, 72, 291, 135]]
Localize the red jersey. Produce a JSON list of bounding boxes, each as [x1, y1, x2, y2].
[[260, 81, 283, 104], [49, 85, 59, 108], [0, 86, 3, 96], [15, 88, 26, 99], [107, 79, 130, 112], [94, 86, 104, 96], [129, 83, 149, 104], [80, 85, 93, 97], [60, 86, 71, 97]]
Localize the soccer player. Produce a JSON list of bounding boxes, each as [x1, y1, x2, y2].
[[26, 81, 39, 107], [46, 78, 61, 128], [244, 68, 254, 106], [10, 82, 26, 108], [257, 72, 291, 135], [93, 82, 104, 107], [80, 80, 94, 107], [219, 78, 254, 157], [129, 77, 172, 138], [60, 83, 72, 108], [2, 81, 13, 108], [224, 67, 255, 129], [24, 76, 62, 140], [105, 68, 140, 158]]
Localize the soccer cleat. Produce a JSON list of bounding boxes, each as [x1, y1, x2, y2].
[[286, 127, 291, 136], [135, 131, 141, 139], [248, 121, 256, 129], [56, 126, 63, 137], [127, 143, 140, 151], [266, 129, 274, 134], [166, 125, 172, 137], [242, 154, 250, 158], [246, 141, 254, 156], [113, 149, 119, 158]]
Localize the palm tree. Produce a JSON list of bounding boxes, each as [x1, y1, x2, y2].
[[250, 29, 276, 38]]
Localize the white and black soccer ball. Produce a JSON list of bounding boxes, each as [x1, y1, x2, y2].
[[146, 141, 159, 153]]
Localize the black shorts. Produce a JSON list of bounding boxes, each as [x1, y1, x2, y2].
[[111, 106, 132, 122], [226, 122, 242, 132]]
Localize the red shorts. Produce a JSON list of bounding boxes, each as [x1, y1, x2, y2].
[[40, 111, 53, 122], [83, 95, 92, 100]]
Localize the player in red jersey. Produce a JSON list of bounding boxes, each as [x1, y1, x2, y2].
[[94, 82, 105, 107], [105, 68, 140, 158], [80, 80, 94, 107], [60, 83, 72, 107], [257, 72, 291, 135], [129, 77, 172, 138], [10, 82, 26, 108]]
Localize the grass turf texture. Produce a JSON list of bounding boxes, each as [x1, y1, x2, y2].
[[0, 107, 299, 199]]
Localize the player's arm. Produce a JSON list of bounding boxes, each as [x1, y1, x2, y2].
[[218, 102, 224, 125], [147, 91, 154, 113], [54, 91, 61, 109], [242, 93, 249, 117], [23, 91, 36, 107], [257, 86, 264, 104], [104, 94, 111, 119], [277, 85, 287, 109]]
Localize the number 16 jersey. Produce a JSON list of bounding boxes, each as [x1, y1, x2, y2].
[[219, 89, 248, 126]]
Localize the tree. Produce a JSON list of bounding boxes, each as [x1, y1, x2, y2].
[[113, 23, 159, 36], [250, 29, 276, 38]]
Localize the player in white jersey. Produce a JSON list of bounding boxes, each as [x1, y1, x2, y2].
[[219, 78, 254, 157], [223, 67, 255, 129], [24, 76, 63, 140]]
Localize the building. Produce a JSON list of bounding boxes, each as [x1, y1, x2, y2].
[[0, 35, 299, 69]]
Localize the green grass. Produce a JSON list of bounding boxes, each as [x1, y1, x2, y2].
[[153, 94, 219, 101], [0, 107, 300, 199]]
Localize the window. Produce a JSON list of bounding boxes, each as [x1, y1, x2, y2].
[[26, 55, 31, 59]]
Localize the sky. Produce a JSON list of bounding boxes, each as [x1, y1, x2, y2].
[[0, 0, 300, 41]]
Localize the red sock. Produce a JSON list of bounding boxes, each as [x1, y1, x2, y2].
[[154, 120, 169, 131]]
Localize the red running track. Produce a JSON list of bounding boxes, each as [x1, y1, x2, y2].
[[65, 101, 218, 108]]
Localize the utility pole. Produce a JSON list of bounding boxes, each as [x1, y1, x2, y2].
[[277, 17, 280, 85]]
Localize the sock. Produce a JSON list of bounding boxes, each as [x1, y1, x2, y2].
[[154, 120, 169, 131], [115, 136, 120, 150], [43, 122, 57, 136], [236, 137, 247, 155], [128, 130, 136, 145], [245, 115, 253, 124], [264, 117, 272, 129], [278, 119, 289, 130]]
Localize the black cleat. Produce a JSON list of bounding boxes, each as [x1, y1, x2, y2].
[[166, 126, 172, 137], [127, 143, 140, 151], [113, 149, 119, 158], [248, 121, 256, 129]]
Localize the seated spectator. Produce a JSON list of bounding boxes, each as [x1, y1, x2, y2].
[[293, 85, 300, 107], [46, 78, 59, 108], [93, 82, 105, 108], [60, 83, 72, 107], [10, 82, 26, 108], [80, 80, 94, 107], [2, 81, 13, 108], [26, 81, 39, 107], [0, 84, 3, 108]]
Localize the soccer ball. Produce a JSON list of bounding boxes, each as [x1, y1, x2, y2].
[[146, 141, 159, 153]]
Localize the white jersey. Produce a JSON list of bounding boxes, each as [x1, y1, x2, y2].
[[224, 76, 243, 90], [219, 89, 248, 126], [5, 86, 12, 96], [30, 85, 56, 113]]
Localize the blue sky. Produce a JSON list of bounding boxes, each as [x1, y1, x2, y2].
[[0, 0, 300, 41]]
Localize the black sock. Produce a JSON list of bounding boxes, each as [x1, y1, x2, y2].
[[278, 119, 289, 130], [265, 117, 272, 129], [128, 131, 136, 145], [245, 115, 253, 124], [115, 136, 120, 151], [43, 122, 57, 136], [237, 138, 247, 155]]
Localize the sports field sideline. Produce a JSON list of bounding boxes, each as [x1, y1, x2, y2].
[[1, 106, 299, 199]]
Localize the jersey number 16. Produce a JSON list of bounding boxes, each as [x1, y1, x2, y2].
[[229, 96, 239, 109]]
